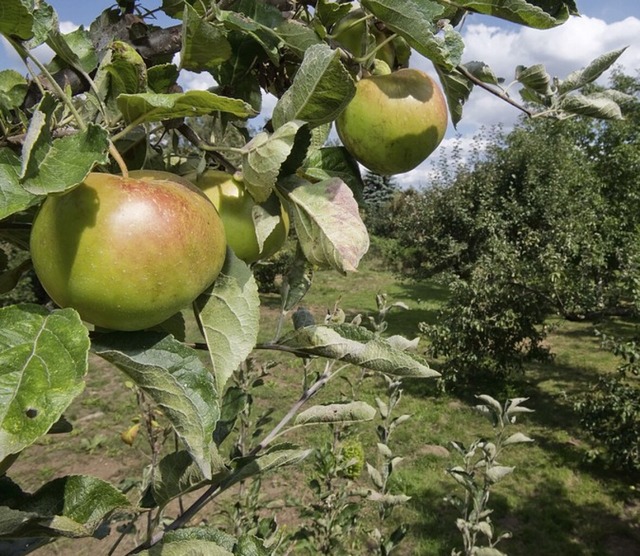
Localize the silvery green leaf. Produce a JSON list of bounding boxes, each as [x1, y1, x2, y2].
[[485, 465, 515, 483], [92, 333, 219, 479], [503, 432, 534, 445], [294, 401, 376, 425], [558, 48, 627, 93], [0, 305, 88, 461], [278, 323, 439, 378], [272, 43, 355, 129], [195, 249, 260, 394], [560, 93, 623, 120], [283, 176, 369, 273]]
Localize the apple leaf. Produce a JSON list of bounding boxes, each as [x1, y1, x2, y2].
[[463, 61, 501, 86], [558, 48, 627, 94], [252, 201, 281, 254], [46, 27, 98, 74], [316, 0, 353, 29], [560, 93, 623, 120], [302, 146, 364, 204], [117, 90, 256, 124], [142, 450, 228, 510], [181, 3, 232, 72], [219, 0, 283, 64], [230, 443, 313, 486], [440, 0, 576, 29], [435, 65, 474, 127], [272, 43, 355, 129], [361, 0, 463, 70], [295, 402, 377, 426], [148, 63, 180, 93], [281, 176, 369, 274], [277, 323, 441, 378], [241, 120, 311, 202], [0, 70, 28, 113], [0, 475, 130, 539], [105, 41, 148, 97], [274, 19, 322, 57], [91, 332, 219, 479], [0, 0, 35, 40], [0, 305, 89, 462], [281, 245, 314, 311], [515, 64, 552, 95], [136, 527, 273, 556], [0, 148, 39, 220], [20, 123, 110, 195], [195, 249, 260, 394]]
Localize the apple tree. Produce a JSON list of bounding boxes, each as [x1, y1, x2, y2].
[[0, 0, 631, 553]]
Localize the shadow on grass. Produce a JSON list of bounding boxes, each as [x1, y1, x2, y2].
[[409, 478, 640, 556]]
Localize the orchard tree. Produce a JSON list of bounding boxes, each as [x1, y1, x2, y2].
[[0, 0, 633, 554]]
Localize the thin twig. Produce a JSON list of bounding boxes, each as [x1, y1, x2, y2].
[[456, 64, 533, 118]]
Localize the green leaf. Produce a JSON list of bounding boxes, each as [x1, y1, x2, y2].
[[435, 65, 473, 127], [0, 70, 28, 113], [503, 432, 534, 445], [147, 64, 180, 93], [443, 0, 575, 29], [181, 3, 232, 72], [485, 465, 515, 483], [281, 245, 314, 311], [463, 61, 500, 86], [475, 548, 507, 556], [91, 333, 219, 479], [361, 0, 463, 70], [46, 27, 98, 74], [301, 146, 364, 204], [558, 48, 627, 93], [143, 450, 227, 510], [274, 19, 322, 57], [195, 249, 260, 394], [0, 148, 39, 220], [515, 64, 552, 95], [0, 475, 130, 538], [272, 43, 355, 129], [295, 401, 376, 425], [278, 323, 440, 378], [0, 259, 32, 295], [560, 93, 623, 120], [281, 176, 369, 273], [0, 305, 88, 462], [0, 0, 35, 40], [137, 539, 234, 556], [220, 2, 282, 64], [105, 41, 148, 97], [241, 120, 311, 202], [231, 444, 312, 486], [316, 0, 353, 29], [20, 124, 110, 195], [117, 90, 256, 124]]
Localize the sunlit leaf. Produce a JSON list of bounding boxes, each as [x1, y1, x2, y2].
[[0, 305, 88, 462]]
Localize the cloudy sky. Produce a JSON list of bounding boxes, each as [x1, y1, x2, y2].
[[3, 1, 639, 187]]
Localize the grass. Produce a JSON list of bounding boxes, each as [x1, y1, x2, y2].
[[6, 252, 640, 555]]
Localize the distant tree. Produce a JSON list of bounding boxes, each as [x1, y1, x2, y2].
[[362, 171, 399, 237]]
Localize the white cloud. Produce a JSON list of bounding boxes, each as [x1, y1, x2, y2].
[[401, 15, 640, 189]]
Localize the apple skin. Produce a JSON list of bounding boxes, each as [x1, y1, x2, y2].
[[30, 171, 227, 331], [336, 68, 448, 175], [187, 170, 289, 264]]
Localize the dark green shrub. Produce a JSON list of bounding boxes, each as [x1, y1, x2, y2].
[[575, 334, 640, 472]]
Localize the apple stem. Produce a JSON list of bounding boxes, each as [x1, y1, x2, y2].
[[354, 32, 397, 67], [109, 142, 129, 177]]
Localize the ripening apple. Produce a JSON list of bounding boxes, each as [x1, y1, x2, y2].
[[187, 169, 290, 264], [30, 170, 227, 331], [336, 68, 448, 175]]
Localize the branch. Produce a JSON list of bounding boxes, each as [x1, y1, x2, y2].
[[456, 64, 533, 118]]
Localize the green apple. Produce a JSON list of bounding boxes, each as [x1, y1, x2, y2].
[[187, 169, 290, 264], [30, 170, 227, 331], [336, 68, 448, 175]]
